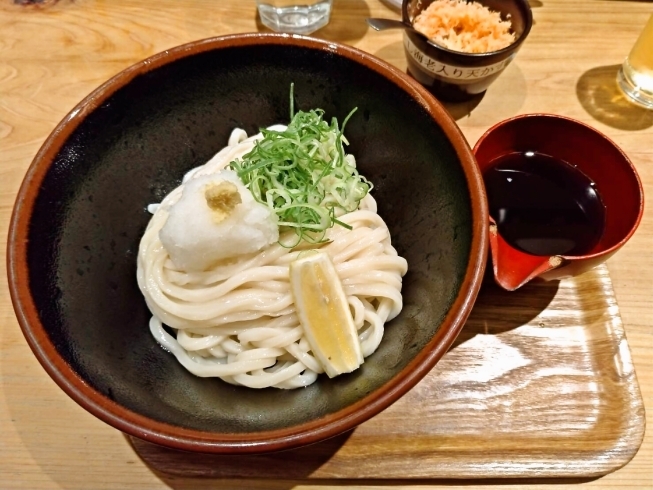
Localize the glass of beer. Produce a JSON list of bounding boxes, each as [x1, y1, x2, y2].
[[617, 14, 653, 109]]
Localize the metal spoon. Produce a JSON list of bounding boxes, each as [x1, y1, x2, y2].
[[366, 17, 422, 35], [366, 18, 442, 47]]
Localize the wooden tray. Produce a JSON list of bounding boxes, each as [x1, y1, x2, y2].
[[129, 264, 645, 479]]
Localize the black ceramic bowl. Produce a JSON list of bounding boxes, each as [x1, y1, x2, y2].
[[7, 33, 488, 454], [402, 0, 533, 101]]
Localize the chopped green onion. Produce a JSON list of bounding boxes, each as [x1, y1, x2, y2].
[[229, 87, 372, 246]]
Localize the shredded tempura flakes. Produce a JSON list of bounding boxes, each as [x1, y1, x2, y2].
[[413, 0, 515, 54]]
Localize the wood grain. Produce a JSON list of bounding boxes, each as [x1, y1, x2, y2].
[[1, 1, 652, 489], [130, 265, 645, 479]]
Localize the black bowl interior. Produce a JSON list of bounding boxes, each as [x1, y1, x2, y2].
[[25, 41, 473, 434]]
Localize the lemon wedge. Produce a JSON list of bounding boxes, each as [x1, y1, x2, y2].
[[289, 251, 363, 378]]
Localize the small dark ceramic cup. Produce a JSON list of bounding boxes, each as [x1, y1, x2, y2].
[[474, 114, 644, 291], [402, 0, 533, 102]]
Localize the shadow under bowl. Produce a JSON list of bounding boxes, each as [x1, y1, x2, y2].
[[7, 33, 488, 454], [402, 0, 533, 102]]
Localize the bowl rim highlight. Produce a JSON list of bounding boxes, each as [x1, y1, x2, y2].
[[7, 32, 489, 454]]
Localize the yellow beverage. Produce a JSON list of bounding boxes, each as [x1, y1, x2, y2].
[[618, 15, 653, 108]]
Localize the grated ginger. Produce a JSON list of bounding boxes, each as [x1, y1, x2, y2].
[[204, 181, 242, 223], [413, 0, 515, 54]]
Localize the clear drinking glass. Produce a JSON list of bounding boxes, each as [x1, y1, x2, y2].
[[257, 0, 333, 35], [617, 14, 653, 109]]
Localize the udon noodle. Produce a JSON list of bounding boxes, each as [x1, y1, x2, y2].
[[137, 127, 408, 389]]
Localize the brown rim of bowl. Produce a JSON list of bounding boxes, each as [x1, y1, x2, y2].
[[7, 32, 489, 454]]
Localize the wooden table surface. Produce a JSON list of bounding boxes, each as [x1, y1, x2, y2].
[[0, 0, 651, 489]]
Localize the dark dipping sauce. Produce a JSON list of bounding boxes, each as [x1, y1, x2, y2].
[[483, 151, 606, 256]]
